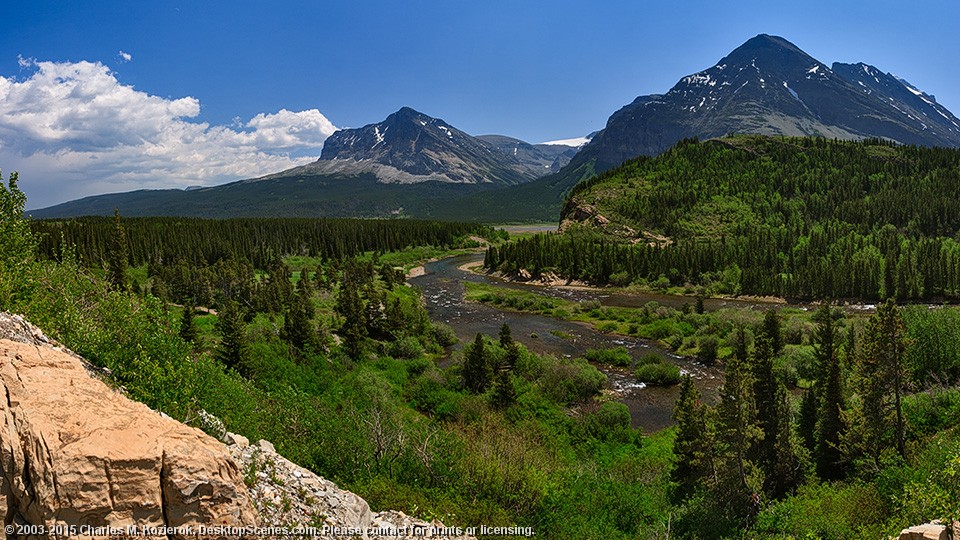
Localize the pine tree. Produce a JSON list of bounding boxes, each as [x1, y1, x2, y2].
[[336, 273, 367, 359], [499, 323, 513, 349], [731, 324, 750, 363], [695, 294, 705, 315], [797, 388, 818, 453], [763, 309, 783, 356], [491, 370, 517, 408], [814, 303, 846, 479], [216, 299, 249, 376], [179, 300, 198, 347], [282, 291, 315, 352], [750, 332, 778, 477], [852, 298, 911, 466], [107, 209, 128, 292], [767, 381, 804, 498], [672, 375, 714, 501], [463, 333, 492, 393], [716, 350, 764, 511]]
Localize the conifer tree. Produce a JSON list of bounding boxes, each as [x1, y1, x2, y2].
[[282, 291, 315, 352], [767, 381, 804, 498], [717, 350, 764, 511], [463, 333, 492, 393], [336, 273, 367, 359], [216, 299, 249, 376], [491, 369, 517, 409], [851, 298, 911, 465], [499, 323, 513, 349], [672, 375, 715, 501], [750, 332, 778, 477], [813, 303, 846, 479], [107, 209, 129, 292], [797, 388, 818, 453], [179, 300, 198, 347], [731, 324, 750, 363], [763, 309, 783, 356]]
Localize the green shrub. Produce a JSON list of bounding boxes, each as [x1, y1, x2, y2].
[[539, 357, 606, 404], [390, 336, 424, 359], [429, 323, 459, 346], [584, 346, 632, 367], [635, 362, 681, 386]]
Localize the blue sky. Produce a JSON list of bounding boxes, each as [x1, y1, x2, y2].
[[2, 0, 959, 208]]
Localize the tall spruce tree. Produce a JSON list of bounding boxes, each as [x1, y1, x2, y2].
[[750, 332, 778, 480], [463, 333, 492, 393], [763, 309, 783, 356], [216, 299, 249, 376], [107, 209, 128, 292], [672, 375, 716, 501], [717, 350, 764, 513], [499, 323, 513, 349], [852, 298, 911, 465], [179, 300, 198, 347], [814, 303, 846, 480], [336, 273, 367, 359]]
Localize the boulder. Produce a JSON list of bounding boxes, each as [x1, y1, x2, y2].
[[0, 338, 258, 536], [898, 522, 950, 540]]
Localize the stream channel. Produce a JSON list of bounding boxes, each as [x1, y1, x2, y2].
[[409, 252, 731, 432]]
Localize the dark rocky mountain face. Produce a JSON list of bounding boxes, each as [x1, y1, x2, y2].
[[312, 106, 539, 185], [559, 34, 960, 189], [475, 135, 579, 175], [831, 62, 960, 141]]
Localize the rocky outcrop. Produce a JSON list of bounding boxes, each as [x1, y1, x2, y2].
[[898, 520, 957, 540], [0, 315, 258, 537], [229, 437, 475, 539], [0, 313, 476, 539]]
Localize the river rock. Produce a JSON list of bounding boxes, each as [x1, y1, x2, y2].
[[0, 336, 258, 536]]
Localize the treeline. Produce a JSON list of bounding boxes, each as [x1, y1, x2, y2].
[[33, 216, 502, 268], [487, 136, 960, 301]]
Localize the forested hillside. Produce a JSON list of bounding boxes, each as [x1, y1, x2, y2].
[[487, 136, 960, 300]]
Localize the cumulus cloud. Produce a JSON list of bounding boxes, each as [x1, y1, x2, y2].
[[0, 58, 339, 209], [118, 50, 132, 62]]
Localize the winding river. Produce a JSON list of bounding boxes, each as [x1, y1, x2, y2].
[[409, 252, 723, 432]]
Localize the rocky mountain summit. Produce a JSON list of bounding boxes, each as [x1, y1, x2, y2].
[[555, 34, 960, 190], [0, 313, 473, 539], [279, 106, 547, 186]]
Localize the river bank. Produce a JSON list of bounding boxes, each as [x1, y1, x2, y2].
[[408, 252, 722, 432]]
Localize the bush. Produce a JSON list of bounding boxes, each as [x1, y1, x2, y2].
[[429, 323, 459, 346], [539, 357, 607, 404], [635, 362, 681, 386], [584, 347, 632, 367], [636, 353, 664, 366], [390, 336, 424, 359], [698, 336, 719, 365], [582, 402, 634, 442]]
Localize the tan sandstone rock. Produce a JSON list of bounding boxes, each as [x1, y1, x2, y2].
[[0, 337, 258, 537], [898, 521, 950, 540]]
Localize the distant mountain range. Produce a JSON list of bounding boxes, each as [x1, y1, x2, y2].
[[32, 34, 960, 221]]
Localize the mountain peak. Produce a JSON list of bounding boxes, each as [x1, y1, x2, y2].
[[717, 34, 820, 74], [552, 34, 960, 191], [317, 107, 543, 185]]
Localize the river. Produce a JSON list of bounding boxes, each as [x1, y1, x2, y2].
[[409, 252, 722, 432]]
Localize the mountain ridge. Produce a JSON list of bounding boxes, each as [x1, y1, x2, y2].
[[30, 34, 960, 221]]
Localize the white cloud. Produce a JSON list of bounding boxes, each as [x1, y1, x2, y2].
[[118, 50, 132, 62], [0, 58, 339, 209]]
